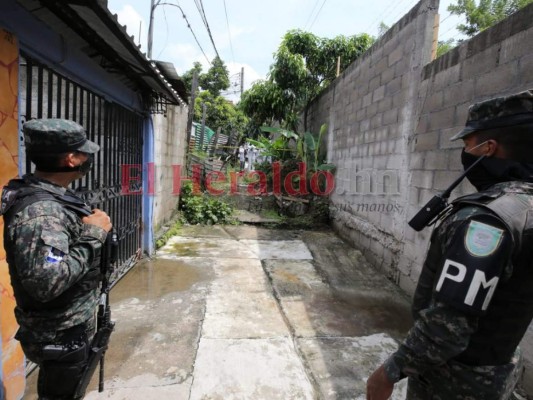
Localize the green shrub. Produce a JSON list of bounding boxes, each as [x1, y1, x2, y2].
[[180, 182, 234, 225]]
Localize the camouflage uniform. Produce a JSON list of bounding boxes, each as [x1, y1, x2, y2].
[[1, 119, 104, 399], [383, 90, 533, 399]]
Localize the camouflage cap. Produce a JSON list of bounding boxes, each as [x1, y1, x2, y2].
[[450, 89, 533, 141], [23, 118, 100, 153]]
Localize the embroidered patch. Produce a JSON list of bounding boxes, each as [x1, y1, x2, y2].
[[46, 248, 64, 263], [465, 220, 504, 257]]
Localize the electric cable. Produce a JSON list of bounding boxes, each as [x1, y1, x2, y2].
[[308, 0, 328, 30], [194, 0, 221, 59], [159, 2, 211, 65], [223, 0, 235, 63], [303, 0, 321, 30]]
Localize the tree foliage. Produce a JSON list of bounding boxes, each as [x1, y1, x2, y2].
[[193, 91, 248, 135], [240, 30, 374, 132], [180, 61, 203, 96], [437, 38, 456, 57], [199, 56, 230, 97], [180, 57, 248, 138], [448, 0, 533, 36]]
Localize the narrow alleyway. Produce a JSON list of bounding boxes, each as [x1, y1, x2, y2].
[[27, 225, 412, 399]]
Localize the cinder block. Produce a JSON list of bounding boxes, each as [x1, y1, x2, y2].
[[427, 107, 456, 131], [388, 45, 404, 67], [371, 113, 383, 129], [475, 62, 518, 97], [369, 75, 381, 92], [362, 92, 373, 107], [443, 80, 475, 108], [461, 46, 500, 79], [411, 169, 434, 189], [373, 85, 386, 102], [409, 152, 425, 169], [434, 170, 459, 191], [386, 76, 403, 96], [421, 91, 443, 114], [378, 97, 393, 113], [423, 150, 448, 170], [383, 108, 399, 125], [519, 53, 533, 86]]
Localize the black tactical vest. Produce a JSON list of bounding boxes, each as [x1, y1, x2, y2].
[[1, 179, 101, 314], [450, 183, 533, 366]]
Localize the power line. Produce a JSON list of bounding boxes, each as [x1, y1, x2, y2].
[[193, 0, 221, 60], [222, 0, 235, 63], [364, 0, 398, 34], [303, 0, 321, 31], [308, 0, 328, 30], [158, 3, 211, 65]]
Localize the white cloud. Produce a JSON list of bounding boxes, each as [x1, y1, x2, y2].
[[223, 62, 263, 103], [112, 5, 147, 51], [164, 43, 212, 74]]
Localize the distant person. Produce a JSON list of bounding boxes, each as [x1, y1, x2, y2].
[[238, 144, 246, 171]]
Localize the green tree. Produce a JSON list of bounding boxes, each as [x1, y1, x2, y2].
[[181, 61, 203, 96], [199, 56, 230, 97], [437, 38, 456, 57], [240, 30, 374, 132], [448, 0, 533, 36], [194, 91, 248, 135]]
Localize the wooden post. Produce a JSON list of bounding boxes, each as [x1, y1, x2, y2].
[[336, 56, 341, 77], [431, 14, 440, 60]]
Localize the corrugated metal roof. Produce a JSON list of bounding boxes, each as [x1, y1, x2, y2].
[[16, 0, 186, 107]]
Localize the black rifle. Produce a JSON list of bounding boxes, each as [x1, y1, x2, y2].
[[74, 230, 118, 398], [408, 155, 486, 231]]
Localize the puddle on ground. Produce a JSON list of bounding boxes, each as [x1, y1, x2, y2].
[[170, 241, 218, 256], [304, 290, 414, 339], [111, 258, 213, 302]]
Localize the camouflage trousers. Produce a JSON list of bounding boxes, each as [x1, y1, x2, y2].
[[20, 319, 96, 400], [406, 351, 521, 400]]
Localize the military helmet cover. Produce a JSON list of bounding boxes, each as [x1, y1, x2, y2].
[[23, 118, 100, 153], [451, 89, 533, 141]]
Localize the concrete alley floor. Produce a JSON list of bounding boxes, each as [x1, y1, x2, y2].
[[26, 225, 413, 399]]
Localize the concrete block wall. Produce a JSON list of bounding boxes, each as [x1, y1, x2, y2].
[[152, 105, 188, 231], [307, 0, 533, 392], [307, 0, 439, 283]]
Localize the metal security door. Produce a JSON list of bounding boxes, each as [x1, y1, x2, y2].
[[19, 54, 143, 282]]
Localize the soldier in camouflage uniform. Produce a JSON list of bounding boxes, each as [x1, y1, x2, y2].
[[0, 119, 112, 399], [367, 89, 533, 400]]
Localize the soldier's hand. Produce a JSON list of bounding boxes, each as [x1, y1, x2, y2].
[[83, 209, 112, 232], [366, 365, 394, 400]]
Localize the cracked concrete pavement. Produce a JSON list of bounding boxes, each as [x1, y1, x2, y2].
[[25, 225, 412, 399]]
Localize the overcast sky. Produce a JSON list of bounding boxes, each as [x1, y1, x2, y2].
[[107, 0, 466, 100]]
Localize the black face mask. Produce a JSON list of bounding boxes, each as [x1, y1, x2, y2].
[[78, 153, 94, 176], [461, 150, 533, 191], [33, 152, 94, 175]]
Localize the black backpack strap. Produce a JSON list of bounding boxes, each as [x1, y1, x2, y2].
[[3, 190, 92, 222]]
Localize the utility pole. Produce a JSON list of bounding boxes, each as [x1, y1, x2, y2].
[[240, 67, 244, 97], [147, 0, 159, 59], [199, 103, 207, 151], [186, 71, 199, 150]]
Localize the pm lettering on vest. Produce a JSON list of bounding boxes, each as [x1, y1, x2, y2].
[[436, 259, 500, 313]]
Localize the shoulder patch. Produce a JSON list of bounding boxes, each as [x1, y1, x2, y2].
[[464, 220, 504, 257]]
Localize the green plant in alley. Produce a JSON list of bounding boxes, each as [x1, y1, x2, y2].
[[296, 124, 335, 173], [156, 220, 182, 249], [180, 182, 234, 225]]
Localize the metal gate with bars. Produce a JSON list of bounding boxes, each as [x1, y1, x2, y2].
[[19, 54, 144, 283]]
